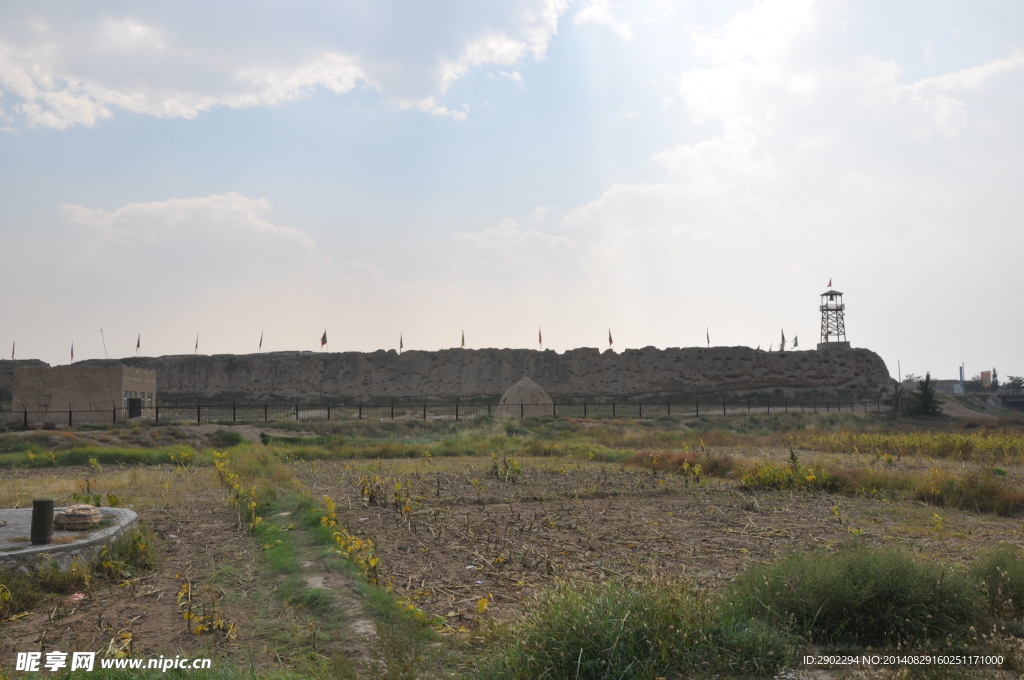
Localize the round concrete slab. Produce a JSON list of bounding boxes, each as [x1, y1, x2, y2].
[[0, 507, 138, 572]]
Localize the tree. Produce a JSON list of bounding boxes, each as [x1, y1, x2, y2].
[[1007, 375, 1024, 391], [909, 372, 942, 416], [992, 368, 999, 391], [902, 373, 922, 384]]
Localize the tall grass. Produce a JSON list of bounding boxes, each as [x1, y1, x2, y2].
[[739, 455, 1024, 516], [0, 445, 203, 469], [474, 579, 791, 679], [795, 430, 1024, 461], [726, 548, 987, 646], [971, 545, 1024, 618]]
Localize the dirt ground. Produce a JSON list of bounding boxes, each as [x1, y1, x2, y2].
[[0, 466, 257, 664], [292, 456, 1024, 627]]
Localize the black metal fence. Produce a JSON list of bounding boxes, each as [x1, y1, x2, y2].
[[0, 397, 899, 430]]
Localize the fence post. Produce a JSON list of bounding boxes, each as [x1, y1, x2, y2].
[[455, 400, 459, 421], [232, 402, 236, 423], [69, 406, 73, 429], [358, 404, 362, 420], [696, 398, 699, 417], [265, 401, 268, 422], [487, 403, 491, 415], [553, 402, 556, 417], [156, 404, 160, 423], [113, 405, 116, 424], [767, 399, 770, 414], [197, 400, 201, 425], [722, 401, 726, 416], [521, 403, 524, 418], [24, 409, 28, 430], [295, 402, 299, 421], [639, 402, 642, 418], [423, 404, 427, 420], [612, 400, 616, 418], [667, 401, 671, 416], [328, 402, 331, 421], [584, 400, 587, 418]]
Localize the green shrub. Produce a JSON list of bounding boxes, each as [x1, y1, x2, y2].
[[727, 548, 986, 646], [210, 429, 244, 448]]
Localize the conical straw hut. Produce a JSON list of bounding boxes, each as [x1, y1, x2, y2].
[[496, 377, 554, 417]]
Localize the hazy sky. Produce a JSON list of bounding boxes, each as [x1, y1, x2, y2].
[[2, 0, 1021, 382]]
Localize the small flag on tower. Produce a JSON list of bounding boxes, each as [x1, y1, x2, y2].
[[136, 334, 141, 355], [827, 278, 832, 288], [320, 330, 328, 349], [400, 333, 403, 353], [780, 328, 786, 351], [461, 330, 465, 348], [259, 331, 263, 352], [793, 335, 798, 348], [608, 329, 613, 347], [11, 341, 14, 359], [538, 326, 543, 348], [706, 328, 710, 347], [71, 343, 74, 363], [194, 334, 199, 354]]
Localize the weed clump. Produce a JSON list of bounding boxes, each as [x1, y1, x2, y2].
[[726, 547, 986, 646], [98, 523, 158, 581]]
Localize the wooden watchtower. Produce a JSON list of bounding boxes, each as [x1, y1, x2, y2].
[[817, 288, 850, 350]]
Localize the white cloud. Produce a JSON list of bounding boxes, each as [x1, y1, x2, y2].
[[0, 1, 572, 129], [63, 193, 315, 248], [855, 51, 1024, 139], [574, 0, 633, 39]]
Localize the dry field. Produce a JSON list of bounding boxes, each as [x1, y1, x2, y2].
[[3, 413, 1024, 678], [292, 454, 1024, 629]]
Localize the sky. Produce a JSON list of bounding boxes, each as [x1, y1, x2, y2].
[[1, 0, 1022, 382]]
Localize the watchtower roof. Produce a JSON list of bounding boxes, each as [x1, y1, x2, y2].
[[821, 289, 844, 297]]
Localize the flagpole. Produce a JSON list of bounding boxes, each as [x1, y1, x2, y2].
[[100, 329, 108, 359]]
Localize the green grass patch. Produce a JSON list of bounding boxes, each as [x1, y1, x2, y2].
[[0, 445, 204, 469], [471, 579, 791, 679], [726, 547, 987, 647]]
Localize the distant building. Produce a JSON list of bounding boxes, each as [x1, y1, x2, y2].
[[12, 364, 156, 422]]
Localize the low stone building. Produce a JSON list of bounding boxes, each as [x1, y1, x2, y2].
[[12, 364, 156, 420]]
